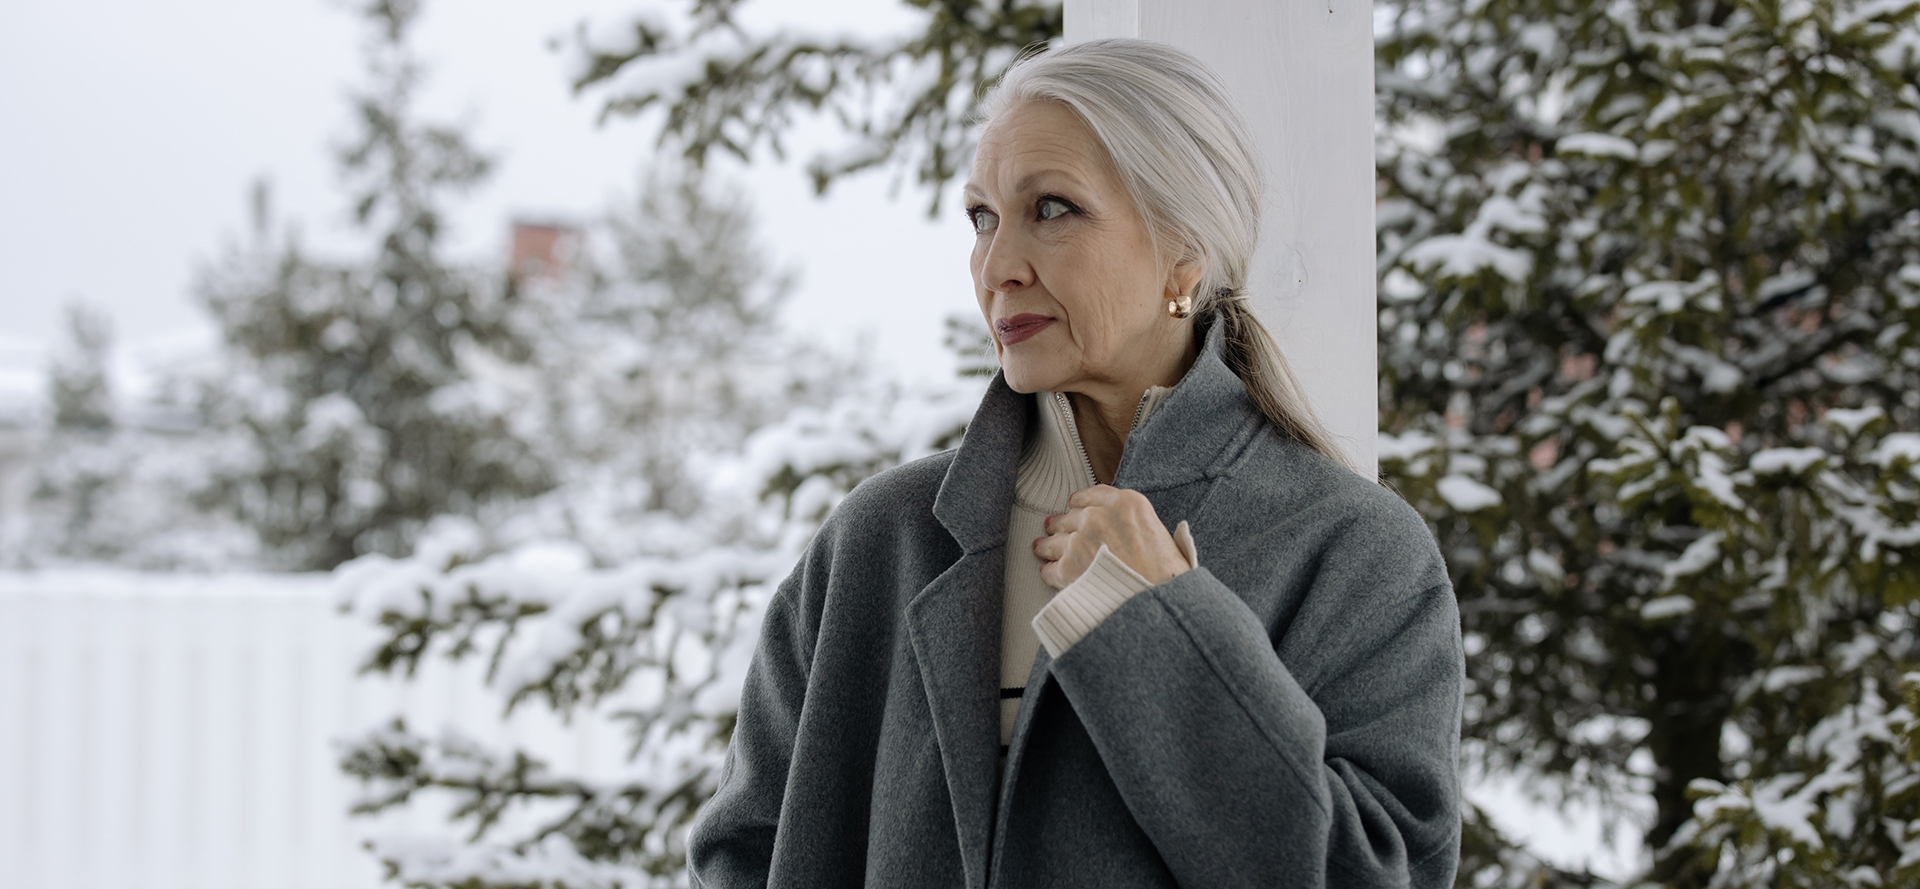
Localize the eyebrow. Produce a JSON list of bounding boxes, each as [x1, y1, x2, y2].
[[963, 168, 1091, 203]]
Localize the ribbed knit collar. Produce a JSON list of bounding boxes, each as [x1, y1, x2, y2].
[[936, 319, 1259, 554], [1013, 387, 1173, 511]]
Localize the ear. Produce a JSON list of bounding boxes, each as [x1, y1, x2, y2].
[[1165, 254, 1205, 300]]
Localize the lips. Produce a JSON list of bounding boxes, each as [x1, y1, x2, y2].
[[995, 314, 1055, 346]]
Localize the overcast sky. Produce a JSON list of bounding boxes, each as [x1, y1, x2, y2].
[[0, 0, 974, 412]]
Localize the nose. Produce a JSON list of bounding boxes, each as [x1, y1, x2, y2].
[[977, 225, 1035, 295]]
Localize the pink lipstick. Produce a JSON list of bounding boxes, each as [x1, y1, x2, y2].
[[995, 314, 1055, 346]]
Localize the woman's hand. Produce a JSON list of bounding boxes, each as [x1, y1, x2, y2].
[[1033, 485, 1192, 589]]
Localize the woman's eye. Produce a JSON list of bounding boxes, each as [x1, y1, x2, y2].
[[1038, 197, 1072, 221], [969, 208, 999, 234]]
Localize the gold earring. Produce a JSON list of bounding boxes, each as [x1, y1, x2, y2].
[[1167, 291, 1193, 319]]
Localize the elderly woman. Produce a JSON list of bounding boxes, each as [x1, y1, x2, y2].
[[689, 39, 1463, 889]]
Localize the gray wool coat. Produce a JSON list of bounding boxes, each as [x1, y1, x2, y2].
[[688, 323, 1464, 889]]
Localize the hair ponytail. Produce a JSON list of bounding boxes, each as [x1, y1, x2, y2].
[[1209, 291, 1352, 471]]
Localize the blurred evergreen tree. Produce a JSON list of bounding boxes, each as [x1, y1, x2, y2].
[[1375, 0, 1920, 885], [48, 300, 114, 433], [197, 0, 551, 569], [26, 301, 122, 562], [334, 164, 933, 886]]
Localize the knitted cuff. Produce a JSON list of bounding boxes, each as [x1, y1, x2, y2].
[[1031, 522, 1199, 658], [1172, 519, 1198, 569]]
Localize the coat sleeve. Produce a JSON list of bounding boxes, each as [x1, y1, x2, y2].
[[1043, 509, 1464, 889], [686, 573, 813, 888]]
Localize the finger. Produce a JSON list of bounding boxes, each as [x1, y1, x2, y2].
[[1048, 509, 1085, 535], [1037, 558, 1062, 590], [1066, 485, 1118, 509], [1033, 532, 1068, 562]]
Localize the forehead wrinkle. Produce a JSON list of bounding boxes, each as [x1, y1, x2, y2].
[[1014, 168, 1093, 195], [967, 164, 1102, 210]]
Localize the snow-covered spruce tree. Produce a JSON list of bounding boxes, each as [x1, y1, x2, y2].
[[22, 301, 122, 562], [512, 166, 846, 530], [334, 384, 977, 887], [48, 300, 114, 434], [568, 0, 1058, 213], [197, 0, 549, 570], [1375, 1, 1920, 884], [335, 159, 980, 884], [13, 300, 267, 569]]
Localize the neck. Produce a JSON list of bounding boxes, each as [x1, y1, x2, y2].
[[1062, 334, 1200, 484], [1063, 391, 1132, 484]]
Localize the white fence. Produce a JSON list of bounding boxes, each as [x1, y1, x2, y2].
[[0, 571, 632, 889], [0, 570, 1645, 886]]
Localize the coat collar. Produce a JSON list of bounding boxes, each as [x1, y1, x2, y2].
[[1110, 318, 1265, 492]]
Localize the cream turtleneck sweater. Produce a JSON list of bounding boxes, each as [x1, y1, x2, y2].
[[997, 389, 1199, 750]]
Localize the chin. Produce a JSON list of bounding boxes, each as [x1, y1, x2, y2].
[[997, 358, 1062, 395]]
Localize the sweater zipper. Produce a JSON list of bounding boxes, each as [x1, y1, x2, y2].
[[1054, 392, 1099, 485], [1055, 390, 1157, 486], [1129, 393, 1151, 434]]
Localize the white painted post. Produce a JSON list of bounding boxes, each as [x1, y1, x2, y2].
[[1064, 0, 1378, 474]]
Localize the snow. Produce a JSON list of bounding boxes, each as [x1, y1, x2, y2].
[[1826, 406, 1884, 435], [1757, 268, 1818, 303], [1762, 665, 1826, 692], [1527, 549, 1566, 582], [1838, 0, 1920, 31], [1436, 475, 1503, 511], [1625, 280, 1716, 315], [1376, 429, 1438, 461], [1751, 773, 1828, 848], [1557, 132, 1639, 159], [1476, 193, 1549, 235], [1702, 362, 1743, 393], [1751, 447, 1827, 476], [1640, 595, 1696, 620], [1402, 233, 1533, 281], [1870, 433, 1920, 468], [1678, 427, 1745, 510]]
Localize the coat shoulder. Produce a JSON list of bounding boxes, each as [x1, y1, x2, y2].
[[1218, 433, 1449, 594], [821, 448, 956, 539], [774, 449, 960, 634]]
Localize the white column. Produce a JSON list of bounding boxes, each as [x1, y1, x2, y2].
[[1064, 0, 1378, 474]]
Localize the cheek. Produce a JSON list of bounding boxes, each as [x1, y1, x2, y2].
[[969, 247, 999, 350], [1062, 262, 1149, 349], [969, 243, 989, 298], [1088, 244, 1163, 327]]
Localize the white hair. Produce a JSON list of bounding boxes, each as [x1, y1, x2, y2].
[[980, 38, 1355, 473]]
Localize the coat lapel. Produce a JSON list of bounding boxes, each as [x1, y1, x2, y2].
[[907, 371, 1028, 888], [994, 645, 1053, 802], [906, 552, 1005, 889]]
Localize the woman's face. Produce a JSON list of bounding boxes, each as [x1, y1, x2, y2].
[[965, 100, 1199, 398]]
